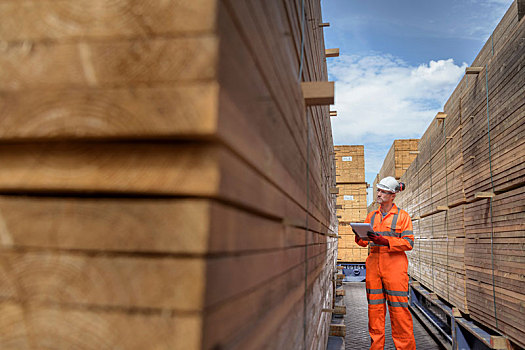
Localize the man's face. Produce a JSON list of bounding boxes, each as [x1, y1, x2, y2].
[[376, 188, 395, 204]]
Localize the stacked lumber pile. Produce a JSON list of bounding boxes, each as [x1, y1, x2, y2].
[[334, 146, 368, 262], [376, 139, 419, 181], [369, 139, 419, 214], [396, 2, 524, 346], [0, 1, 338, 349]]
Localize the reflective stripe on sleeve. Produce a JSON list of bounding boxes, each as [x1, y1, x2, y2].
[[403, 237, 414, 247]]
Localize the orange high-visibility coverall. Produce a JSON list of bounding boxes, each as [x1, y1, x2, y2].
[[356, 204, 416, 350]]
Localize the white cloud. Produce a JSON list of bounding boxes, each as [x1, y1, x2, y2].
[[330, 54, 467, 144], [329, 54, 467, 202]]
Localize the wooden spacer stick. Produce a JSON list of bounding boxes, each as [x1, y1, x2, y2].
[[466, 67, 484, 74], [301, 81, 335, 106], [475, 192, 495, 198], [325, 48, 340, 57]]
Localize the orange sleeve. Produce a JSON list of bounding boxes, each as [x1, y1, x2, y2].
[[386, 211, 414, 252]]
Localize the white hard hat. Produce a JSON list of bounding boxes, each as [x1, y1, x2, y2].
[[377, 176, 405, 193]]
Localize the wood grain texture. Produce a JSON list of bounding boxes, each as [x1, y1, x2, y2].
[[0, 0, 217, 42], [0, 301, 202, 350]]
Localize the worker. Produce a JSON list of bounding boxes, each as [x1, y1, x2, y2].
[[354, 176, 416, 350]]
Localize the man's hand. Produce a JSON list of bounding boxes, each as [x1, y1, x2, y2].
[[353, 229, 360, 243], [367, 231, 389, 246]]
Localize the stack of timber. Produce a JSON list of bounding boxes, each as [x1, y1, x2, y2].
[[0, 1, 338, 349], [369, 139, 419, 213], [376, 139, 419, 181], [335, 145, 365, 183], [335, 145, 368, 263], [395, 2, 525, 347]]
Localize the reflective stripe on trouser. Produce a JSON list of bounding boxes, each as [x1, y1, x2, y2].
[[366, 251, 416, 350]]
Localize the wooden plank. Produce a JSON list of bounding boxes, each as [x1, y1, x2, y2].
[[0, 196, 317, 254], [0, 301, 201, 350], [325, 48, 340, 57], [465, 67, 484, 74], [0, 84, 219, 140], [0, 0, 217, 42], [0, 142, 330, 233], [301, 81, 335, 105], [0, 250, 205, 311], [0, 37, 219, 90]]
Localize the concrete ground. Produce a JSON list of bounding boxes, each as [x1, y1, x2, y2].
[[343, 282, 440, 349]]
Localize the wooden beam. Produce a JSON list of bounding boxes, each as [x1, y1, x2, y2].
[[322, 308, 334, 313], [452, 307, 462, 318], [412, 216, 421, 221], [336, 289, 345, 296], [475, 192, 495, 199], [319, 22, 330, 27], [409, 151, 420, 154], [330, 187, 339, 194], [466, 67, 484, 74], [435, 112, 447, 120], [336, 266, 344, 270], [325, 48, 340, 57], [301, 82, 335, 106], [330, 110, 337, 117], [436, 206, 449, 211], [334, 306, 346, 315], [335, 205, 342, 209], [330, 324, 346, 337]]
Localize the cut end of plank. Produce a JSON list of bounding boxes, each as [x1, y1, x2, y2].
[[330, 324, 346, 337], [435, 112, 447, 120], [336, 289, 345, 296], [409, 151, 420, 154], [333, 306, 346, 315], [466, 66, 484, 74], [330, 187, 339, 194], [301, 81, 335, 106], [319, 22, 330, 27], [325, 48, 340, 57], [474, 192, 495, 199], [330, 110, 337, 117], [490, 336, 507, 349]]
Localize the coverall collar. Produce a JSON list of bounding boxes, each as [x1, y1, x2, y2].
[[376, 203, 399, 218]]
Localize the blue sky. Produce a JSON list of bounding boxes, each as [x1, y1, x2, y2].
[[322, 0, 514, 204]]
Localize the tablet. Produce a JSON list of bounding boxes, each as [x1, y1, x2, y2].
[[349, 223, 374, 241]]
